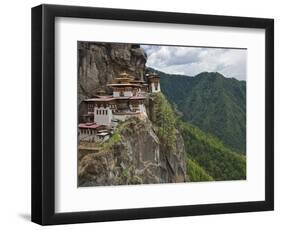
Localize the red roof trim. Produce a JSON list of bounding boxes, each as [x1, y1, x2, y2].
[[85, 97, 115, 102], [78, 123, 101, 129]]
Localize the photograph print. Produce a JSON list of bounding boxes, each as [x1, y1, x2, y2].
[[78, 42, 247, 187]]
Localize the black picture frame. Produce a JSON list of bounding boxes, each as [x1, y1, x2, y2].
[[31, 4, 274, 225]]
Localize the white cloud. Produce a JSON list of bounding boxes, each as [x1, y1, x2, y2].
[[141, 45, 247, 81]]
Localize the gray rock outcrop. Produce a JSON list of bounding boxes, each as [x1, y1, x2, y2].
[[78, 42, 147, 103], [78, 117, 187, 186]]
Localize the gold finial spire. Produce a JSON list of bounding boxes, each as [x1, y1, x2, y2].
[[96, 89, 106, 96], [117, 71, 134, 79]]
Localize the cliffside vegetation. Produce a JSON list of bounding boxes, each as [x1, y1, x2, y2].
[[152, 93, 177, 150], [150, 92, 187, 182]]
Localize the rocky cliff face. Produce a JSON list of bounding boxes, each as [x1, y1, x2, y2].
[[78, 42, 147, 103], [79, 116, 187, 186]]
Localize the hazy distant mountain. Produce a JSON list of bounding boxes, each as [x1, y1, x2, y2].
[[148, 68, 246, 154]]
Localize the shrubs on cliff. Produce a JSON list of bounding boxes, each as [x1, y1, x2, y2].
[[148, 93, 187, 182], [152, 93, 177, 150]]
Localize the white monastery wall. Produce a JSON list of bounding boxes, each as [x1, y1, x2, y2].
[[124, 91, 133, 97], [113, 91, 120, 97], [94, 106, 112, 125], [151, 82, 161, 93]]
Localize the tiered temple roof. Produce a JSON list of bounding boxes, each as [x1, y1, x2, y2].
[[107, 72, 142, 88], [147, 72, 160, 81]]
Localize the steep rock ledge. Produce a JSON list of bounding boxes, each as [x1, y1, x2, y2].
[[79, 115, 187, 186], [79, 117, 162, 186]]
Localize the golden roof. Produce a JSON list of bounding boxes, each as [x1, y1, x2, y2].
[[111, 71, 135, 84], [118, 72, 133, 78]]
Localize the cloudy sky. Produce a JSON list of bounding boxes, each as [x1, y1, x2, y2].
[[141, 45, 247, 81]]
